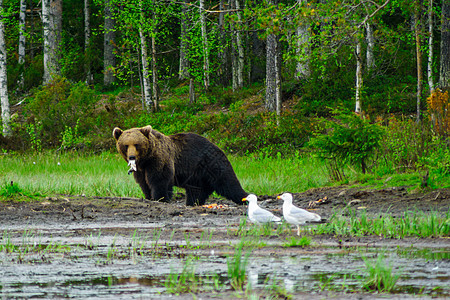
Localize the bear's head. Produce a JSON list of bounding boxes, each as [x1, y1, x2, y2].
[[113, 125, 155, 164]]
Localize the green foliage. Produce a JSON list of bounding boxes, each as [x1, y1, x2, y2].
[[309, 110, 384, 179], [25, 123, 42, 152], [24, 77, 98, 147], [60, 119, 85, 150]]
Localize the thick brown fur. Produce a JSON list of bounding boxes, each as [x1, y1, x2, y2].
[[113, 125, 247, 206]]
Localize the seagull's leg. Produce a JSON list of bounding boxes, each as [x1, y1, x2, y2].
[[297, 225, 300, 236]]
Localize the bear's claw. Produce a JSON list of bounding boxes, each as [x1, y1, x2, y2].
[[127, 160, 137, 175]]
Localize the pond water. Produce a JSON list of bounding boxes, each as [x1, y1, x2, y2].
[[0, 224, 448, 299]]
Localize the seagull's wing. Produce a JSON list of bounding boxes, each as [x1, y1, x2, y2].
[[289, 205, 321, 222], [252, 207, 281, 223]]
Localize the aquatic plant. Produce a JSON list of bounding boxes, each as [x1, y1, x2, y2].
[[165, 257, 199, 294], [227, 244, 250, 291], [362, 254, 401, 292]]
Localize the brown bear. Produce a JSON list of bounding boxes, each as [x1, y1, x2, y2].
[[113, 125, 247, 206]]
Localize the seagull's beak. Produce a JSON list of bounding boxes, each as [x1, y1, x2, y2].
[[242, 197, 248, 202], [277, 195, 281, 200]]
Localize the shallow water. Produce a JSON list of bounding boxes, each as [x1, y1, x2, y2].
[[0, 223, 449, 299]]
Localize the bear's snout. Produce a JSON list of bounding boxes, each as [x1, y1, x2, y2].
[[128, 155, 136, 161]]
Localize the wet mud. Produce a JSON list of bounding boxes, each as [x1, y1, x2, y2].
[[0, 186, 449, 299]]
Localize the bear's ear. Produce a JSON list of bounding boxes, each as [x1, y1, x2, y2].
[[139, 125, 153, 138], [113, 127, 123, 140]]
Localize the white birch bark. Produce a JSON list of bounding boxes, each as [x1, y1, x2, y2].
[[200, 0, 210, 90], [355, 41, 362, 114], [17, 0, 26, 90], [139, 0, 152, 112], [42, 0, 62, 84], [427, 0, 435, 92], [365, 23, 375, 71], [139, 26, 152, 112], [0, 0, 11, 137], [295, 0, 310, 79]]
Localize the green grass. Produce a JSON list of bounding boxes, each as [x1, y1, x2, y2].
[[314, 209, 449, 238], [0, 151, 449, 201]]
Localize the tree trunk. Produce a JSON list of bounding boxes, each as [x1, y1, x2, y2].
[[365, 23, 375, 71], [42, 0, 62, 84], [415, 8, 423, 122], [17, 0, 26, 91], [440, 0, 450, 91], [151, 31, 159, 111], [104, 0, 116, 87], [355, 41, 363, 114], [265, 32, 281, 113], [218, 0, 228, 86], [296, 0, 310, 79], [230, 0, 238, 91], [139, 11, 152, 112], [0, 0, 11, 137], [427, 0, 435, 92], [235, 0, 244, 89], [179, 2, 190, 81], [84, 0, 92, 85], [200, 0, 210, 90], [189, 78, 195, 104]]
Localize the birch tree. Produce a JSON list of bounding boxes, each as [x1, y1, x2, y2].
[[265, 1, 281, 114], [17, 0, 26, 90], [440, 0, 450, 91], [179, 2, 190, 81], [295, 0, 310, 79], [42, 0, 62, 84], [355, 41, 363, 114], [365, 23, 375, 71], [200, 0, 210, 90], [0, 0, 10, 137], [139, 0, 152, 111], [235, 0, 244, 89], [104, 0, 116, 87], [427, 0, 435, 92]]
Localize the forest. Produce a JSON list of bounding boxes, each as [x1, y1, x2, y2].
[[0, 0, 449, 186]]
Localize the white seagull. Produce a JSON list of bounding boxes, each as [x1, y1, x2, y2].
[[278, 192, 322, 235], [243, 194, 282, 224]]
